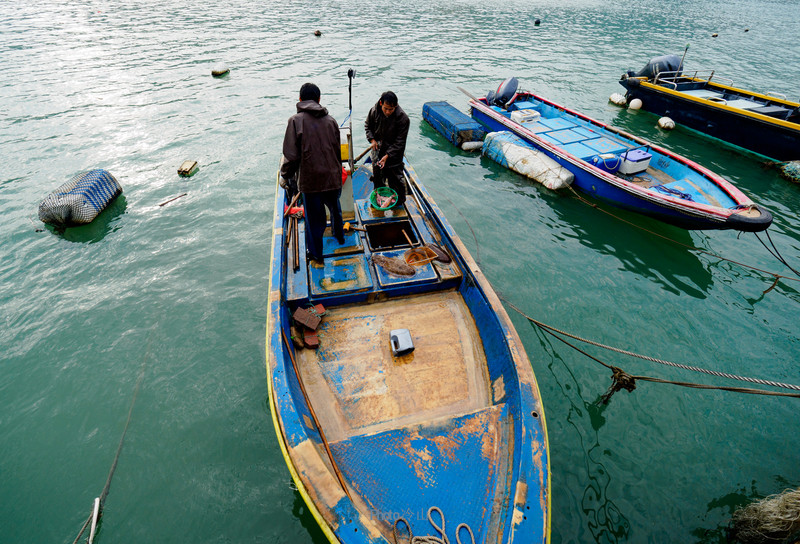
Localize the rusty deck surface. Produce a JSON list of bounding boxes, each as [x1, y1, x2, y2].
[[294, 290, 491, 443]]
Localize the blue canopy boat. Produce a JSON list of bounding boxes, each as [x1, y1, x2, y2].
[[467, 78, 773, 232], [619, 55, 800, 161], [266, 108, 550, 542]]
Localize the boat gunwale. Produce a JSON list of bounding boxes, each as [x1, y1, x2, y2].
[[627, 77, 800, 132], [469, 95, 759, 223]]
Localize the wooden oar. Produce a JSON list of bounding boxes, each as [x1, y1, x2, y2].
[[280, 329, 352, 500], [458, 86, 480, 102], [354, 146, 372, 163]]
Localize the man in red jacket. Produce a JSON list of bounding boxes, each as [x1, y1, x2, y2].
[[281, 83, 345, 264]]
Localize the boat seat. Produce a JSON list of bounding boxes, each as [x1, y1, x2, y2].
[[508, 100, 537, 111], [581, 136, 629, 155], [724, 98, 762, 110], [537, 117, 576, 131], [748, 104, 792, 119], [308, 254, 374, 296], [682, 89, 724, 99], [542, 128, 587, 145], [322, 228, 363, 257]]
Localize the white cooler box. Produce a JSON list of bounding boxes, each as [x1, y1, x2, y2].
[[618, 148, 652, 174]]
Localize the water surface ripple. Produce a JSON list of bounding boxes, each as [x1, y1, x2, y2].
[[1, 1, 799, 543]]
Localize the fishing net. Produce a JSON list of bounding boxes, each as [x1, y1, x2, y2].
[[38, 169, 122, 227], [729, 489, 800, 544]]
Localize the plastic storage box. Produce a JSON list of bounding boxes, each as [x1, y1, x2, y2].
[[510, 109, 541, 124], [618, 148, 652, 174]]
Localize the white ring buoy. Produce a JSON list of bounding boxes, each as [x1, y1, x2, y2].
[[628, 98, 643, 110]]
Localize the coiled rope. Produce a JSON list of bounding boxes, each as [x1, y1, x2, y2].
[[501, 297, 800, 401], [393, 506, 475, 544], [71, 329, 153, 544], [566, 185, 800, 291]]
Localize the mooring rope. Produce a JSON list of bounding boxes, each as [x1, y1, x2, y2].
[[565, 185, 800, 290], [393, 507, 475, 544], [71, 328, 153, 544], [501, 297, 800, 401], [755, 229, 800, 278]]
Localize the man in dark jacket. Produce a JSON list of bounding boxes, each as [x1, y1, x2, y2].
[[281, 82, 344, 264], [364, 91, 410, 206]]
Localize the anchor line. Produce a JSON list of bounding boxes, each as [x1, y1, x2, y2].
[[754, 229, 800, 279], [565, 185, 800, 292], [500, 297, 800, 400], [71, 328, 154, 544]]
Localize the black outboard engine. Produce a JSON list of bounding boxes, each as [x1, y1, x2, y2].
[[625, 55, 682, 79], [485, 77, 519, 108]]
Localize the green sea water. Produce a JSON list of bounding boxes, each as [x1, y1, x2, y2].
[[2, 1, 799, 542]]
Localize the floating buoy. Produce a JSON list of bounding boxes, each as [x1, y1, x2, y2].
[[38, 169, 122, 227], [609, 93, 627, 106], [314, 30, 322, 36], [178, 160, 199, 177], [712, 33, 718, 37], [628, 98, 643, 110], [534, 18, 541, 26], [657, 116, 675, 130], [460, 141, 483, 152], [211, 65, 229, 77], [744, 28, 749, 32]]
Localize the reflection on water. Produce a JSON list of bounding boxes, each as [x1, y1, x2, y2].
[[535, 325, 631, 543], [498, 169, 715, 298], [292, 488, 328, 544], [46, 195, 127, 244]]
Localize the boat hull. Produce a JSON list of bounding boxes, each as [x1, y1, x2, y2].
[[469, 94, 772, 232], [266, 160, 550, 543], [619, 77, 800, 161]]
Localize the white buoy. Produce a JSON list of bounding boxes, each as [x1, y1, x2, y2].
[[211, 65, 229, 77], [460, 141, 483, 152], [628, 98, 643, 110], [658, 116, 675, 130], [609, 93, 627, 106]]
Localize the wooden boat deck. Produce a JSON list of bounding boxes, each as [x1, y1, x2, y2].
[[294, 290, 491, 444]]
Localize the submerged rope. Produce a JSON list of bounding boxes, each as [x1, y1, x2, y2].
[[565, 185, 800, 291], [71, 328, 154, 544], [501, 297, 800, 401]]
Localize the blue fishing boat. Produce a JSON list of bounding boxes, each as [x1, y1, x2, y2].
[[619, 55, 800, 161], [266, 102, 550, 542], [467, 78, 773, 232]]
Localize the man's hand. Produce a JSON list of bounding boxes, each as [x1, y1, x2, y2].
[[377, 154, 388, 168], [370, 139, 379, 151]]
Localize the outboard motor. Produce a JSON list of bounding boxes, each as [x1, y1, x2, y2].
[[486, 77, 519, 108], [625, 54, 682, 79]]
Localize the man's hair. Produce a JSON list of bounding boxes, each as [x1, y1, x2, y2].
[[299, 83, 321, 102], [380, 91, 398, 107]]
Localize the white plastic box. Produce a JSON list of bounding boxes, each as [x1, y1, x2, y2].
[[510, 109, 541, 124], [618, 149, 652, 174]]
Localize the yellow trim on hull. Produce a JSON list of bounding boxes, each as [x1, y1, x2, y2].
[[266, 173, 341, 544], [637, 79, 800, 132]]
